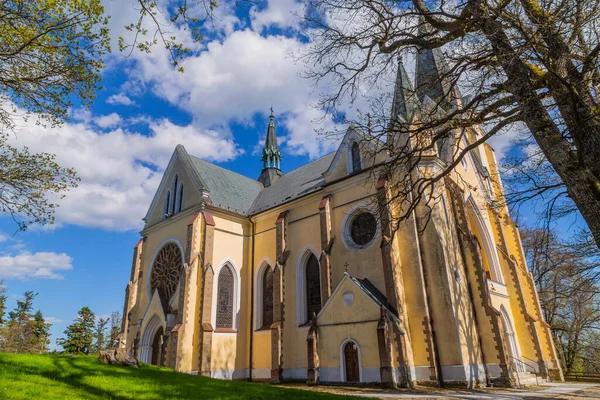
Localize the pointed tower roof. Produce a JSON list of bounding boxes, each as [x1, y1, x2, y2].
[[258, 108, 283, 187], [390, 58, 418, 124]]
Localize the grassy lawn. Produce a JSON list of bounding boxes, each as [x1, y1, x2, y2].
[[0, 353, 359, 400]]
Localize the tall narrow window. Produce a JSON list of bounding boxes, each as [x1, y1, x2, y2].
[[163, 190, 171, 218], [171, 175, 179, 215], [216, 265, 234, 329], [262, 268, 274, 328], [305, 254, 321, 321], [176, 184, 184, 213], [351, 142, 362, 173]]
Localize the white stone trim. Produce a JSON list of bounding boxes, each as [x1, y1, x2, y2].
[[340, 203, 381, 252], [467, 195, 505, 284], [212, 258, 241, 331], [146, 238, 185, 301], [296, 245, 320, 325], [254, 258, 274, 329], [339, 337, 363, 383], [138, 314, 166, 364]]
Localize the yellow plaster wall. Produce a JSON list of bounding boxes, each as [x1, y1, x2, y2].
[[210, 213, 251, 373]]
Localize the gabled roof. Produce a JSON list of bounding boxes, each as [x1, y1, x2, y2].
[[250, 152, 335, 214], [189, 156, 263, 215]]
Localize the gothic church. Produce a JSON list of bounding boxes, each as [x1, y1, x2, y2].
[[119, 47, 563, 387]]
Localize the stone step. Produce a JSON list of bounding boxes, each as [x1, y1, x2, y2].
[[514, 372, 540, 386]]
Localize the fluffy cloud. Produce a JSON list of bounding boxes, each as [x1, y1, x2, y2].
[[251, 0, 304, 31], [8, 114, 242, 231], [0, 251, 73, 280], [106, 93, 136, 106], [94, 113, 122, 128], [44, 317, 65, 324]]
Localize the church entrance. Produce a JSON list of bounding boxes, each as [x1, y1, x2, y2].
[[344, 341, 360, 382], [151, 326, 164, 366]]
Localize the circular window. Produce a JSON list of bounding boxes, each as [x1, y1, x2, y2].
[[350, 212, 377, 246]]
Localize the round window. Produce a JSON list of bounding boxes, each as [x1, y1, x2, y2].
[[350, 212, 377, 246]]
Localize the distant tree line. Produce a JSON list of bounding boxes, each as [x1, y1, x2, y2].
[[0, 281, 121, 355], [522, 229, 600, 374]]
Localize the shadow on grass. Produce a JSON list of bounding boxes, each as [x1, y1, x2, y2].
[[0, 354, 351, 400]]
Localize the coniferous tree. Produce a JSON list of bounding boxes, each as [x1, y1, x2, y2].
[[0, 281, 6, 326], [57, 307, 96, 355], [93, 317, 109, 353], [32, 310, 51, 354], [0, 291, 39, 353]]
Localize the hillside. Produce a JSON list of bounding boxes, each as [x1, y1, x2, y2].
[[0, 353, 358, 399]]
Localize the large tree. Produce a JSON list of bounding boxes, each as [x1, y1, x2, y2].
[[57, 306, 96, 355], [301, 0, 600, 246], [0, 0, 109, 230]]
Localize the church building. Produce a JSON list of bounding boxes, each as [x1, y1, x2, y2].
[[119, 48, 563, 387]]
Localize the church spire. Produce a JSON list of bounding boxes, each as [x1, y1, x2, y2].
[[390, 56, 418, 124], [258, 108, 283, 187]]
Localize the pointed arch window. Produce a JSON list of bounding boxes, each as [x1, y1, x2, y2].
[[170, 175, 179, 215], [216, 265, 234, 329], [163, 190, 171, 218], [262, 268, 274, 328], [351, 142, 362, 173], [305, 254, 321, 321], [175, 184, 184, 213]]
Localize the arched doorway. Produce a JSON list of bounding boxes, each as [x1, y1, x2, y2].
[[500, 306, 523, 371], [343, 341, 360, 382], [151, 326, 164, 366]]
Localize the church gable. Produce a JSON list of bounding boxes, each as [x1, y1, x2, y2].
[[317, 274, 382, 326], [144, 145, 207, 227], [323, 127, 384, 183]]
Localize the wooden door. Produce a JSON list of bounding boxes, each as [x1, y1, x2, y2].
[[344, 342, 360, 382], [151, 327, 164, 366]]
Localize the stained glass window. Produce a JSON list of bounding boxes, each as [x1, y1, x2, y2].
[[216, 265, 234, 329], [150, 243, 183, 301], [171, 175, 178, 215], [305, 254, 321, 321], [262, 268, 274, 328], [350, 212, 377, 246], [351, 142, 362, 173]]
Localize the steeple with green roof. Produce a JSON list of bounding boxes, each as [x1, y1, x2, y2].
[[258, 108, 283, 187]]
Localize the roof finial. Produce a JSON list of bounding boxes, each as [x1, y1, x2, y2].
[[258, 107, 283, 187], [270, 106, 274, 119]]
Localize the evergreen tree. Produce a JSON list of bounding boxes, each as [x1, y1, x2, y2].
[[57, 307, 96, 354], [0, 291, 40, 353], [32, 310, 51, 354], [93, 317, 109, 353], [0, 280, 6, 326], [108, 311, 122, 349]]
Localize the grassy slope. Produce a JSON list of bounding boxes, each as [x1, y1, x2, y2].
[[0, 353, 356, 400]]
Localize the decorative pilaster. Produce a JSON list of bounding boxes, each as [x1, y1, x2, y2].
[[271, 211, 289, 383], [199, 211, 216, 377], [377, 307, 396, 388], [375, 178, 400, 313], [318, 195, 334, 304], [306, 313, 319, 385]]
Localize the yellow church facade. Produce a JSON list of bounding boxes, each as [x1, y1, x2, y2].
[[119, 50, 563, 388]]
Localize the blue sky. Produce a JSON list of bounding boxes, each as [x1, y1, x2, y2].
[[0, 0, 584, 348]]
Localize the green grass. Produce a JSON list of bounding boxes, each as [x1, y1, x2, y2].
[[0, 353, 356, 399]]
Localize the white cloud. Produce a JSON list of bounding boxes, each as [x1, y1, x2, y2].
[[106, 93, 136, 106], [251, 0, 304, 31], [7, 112, 242, 231], [44, 317, 64, 324], [94, 113, 122, 128], [0, 233, 8, 242], [0, 251, 73, 280]]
